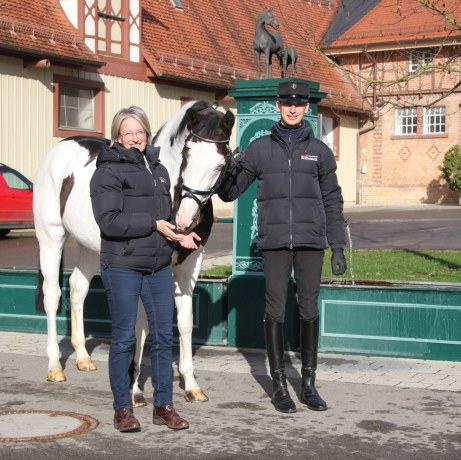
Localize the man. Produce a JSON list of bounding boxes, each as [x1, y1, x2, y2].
[[218, 81, 347, 413]]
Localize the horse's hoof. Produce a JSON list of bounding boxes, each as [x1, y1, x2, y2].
[[131, 393, 147, 408], [184, 389, 209, 402], [47, 368, 66, 382], [76, 357, 97, 371]]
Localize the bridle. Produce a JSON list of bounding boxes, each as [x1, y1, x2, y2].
[[179, 130, 232, 209]]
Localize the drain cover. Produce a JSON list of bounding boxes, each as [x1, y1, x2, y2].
[[0, 410, 99, 442]]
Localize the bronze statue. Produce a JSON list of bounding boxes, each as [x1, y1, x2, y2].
[[282, 46, 298, 78], [253, 8, 284, 79]]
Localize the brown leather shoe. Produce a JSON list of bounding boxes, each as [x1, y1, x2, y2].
[[114, 407, 141, 432], [153, 404, 189, 430]]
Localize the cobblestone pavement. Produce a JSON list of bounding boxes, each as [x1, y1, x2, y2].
[[1, 331, 460, 459], [2, 331, 460, 393]]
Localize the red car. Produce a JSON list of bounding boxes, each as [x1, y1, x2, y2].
[[0, 163, 34, 237]]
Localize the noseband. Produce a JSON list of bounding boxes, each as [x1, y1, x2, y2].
[[180, 130, 232, 209]]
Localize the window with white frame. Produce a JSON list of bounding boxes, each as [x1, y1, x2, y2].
[[409, 49, 434, 72], [395, 108, 417, 135], [320, 115, 335, 154], [424, 107, 445, 134], [59, 85, 96, 131], [96, 0, 127, 56], [53, 75, 104, 137]]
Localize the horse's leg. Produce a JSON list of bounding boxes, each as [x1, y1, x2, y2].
[[69, 246, 99, 372], [266, 50, 272, 79], [173, 248, 208, 402], [130, 300, 149, 407], [37, 230, 68, 382], [254, 50, 261, 80]]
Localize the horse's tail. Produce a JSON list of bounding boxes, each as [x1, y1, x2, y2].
[[35, 258, 64, 314]]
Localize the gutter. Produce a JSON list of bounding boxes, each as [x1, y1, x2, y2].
[[0, 43, 105, 68]]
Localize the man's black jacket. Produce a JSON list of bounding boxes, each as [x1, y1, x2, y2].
[[218, 121, 347, 251]]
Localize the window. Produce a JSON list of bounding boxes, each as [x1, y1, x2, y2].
[[97, 0, 127, 56], [59, 85, 96, 131], [53, 75, 104, 138], [2, 170, 31, 190], [395, 108, 417, 135], [321, 115, 335, 154], [171, 0, 184, 8], [409, 49, 434, 72], [319, 112, 339, 159], [394, 106, 446, 137], [424, 107, 445, 134], [82, 0, 129, 59]]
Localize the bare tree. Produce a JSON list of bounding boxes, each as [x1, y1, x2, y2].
[[280, 0, 461, 111]]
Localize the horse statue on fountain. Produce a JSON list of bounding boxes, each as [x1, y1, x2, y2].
[[253, 8, 284, 79], [33, 100, 235, 405], [281, 45, 298, 78]]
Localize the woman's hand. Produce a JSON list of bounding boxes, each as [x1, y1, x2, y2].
[[177, 231, 201, 249], [155, 220, 201, 249], [156, 220, 180, 241]]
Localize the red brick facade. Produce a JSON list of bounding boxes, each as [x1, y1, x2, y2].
[[325, 0, 461, 204]]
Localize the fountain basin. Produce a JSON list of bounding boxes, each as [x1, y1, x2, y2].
[[319, 279, 461, 361], [1, 268, 460, 361]]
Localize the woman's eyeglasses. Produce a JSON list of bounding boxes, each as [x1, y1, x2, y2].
[[120, 129, 146, 140]]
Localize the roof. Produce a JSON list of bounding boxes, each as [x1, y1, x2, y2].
[[0, 1, 104, 68], [141, 0, 370, 114], [0, 0, 369, 113], [323, 0, 461, 53], [322, 0, 381, 46]]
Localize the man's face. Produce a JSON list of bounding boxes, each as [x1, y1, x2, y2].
[[276, 100, 309, 128]]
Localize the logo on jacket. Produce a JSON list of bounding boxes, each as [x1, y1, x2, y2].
[[300, 154, 318, 161], [159, 176, 167, 183]]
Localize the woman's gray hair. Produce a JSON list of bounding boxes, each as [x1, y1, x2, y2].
[[110, 106, 153, 146]]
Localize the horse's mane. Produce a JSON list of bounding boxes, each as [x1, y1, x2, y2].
[[152, 100, 211, 148]]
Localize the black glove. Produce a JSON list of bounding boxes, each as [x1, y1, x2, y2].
[[331, 248, 347, 276], [229, 147, 244, 171], [217, 147, 244, 199]]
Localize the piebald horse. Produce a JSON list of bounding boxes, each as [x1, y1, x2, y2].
[[33, 101, 235, 404]]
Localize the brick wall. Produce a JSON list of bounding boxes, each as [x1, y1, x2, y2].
[[342, 50, 461, 204], [358, 94, 460, 204]]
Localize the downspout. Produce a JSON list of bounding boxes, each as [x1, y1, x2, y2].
[[357, 46, 380, 204], [357, 121, 377, 205]]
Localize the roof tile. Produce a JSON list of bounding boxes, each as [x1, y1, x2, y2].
[[325, 0, 461, 49], [142, 0, 369, 112], [0, 0, 103, 67]]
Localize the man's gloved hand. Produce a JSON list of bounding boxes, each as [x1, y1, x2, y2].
[[331, 248, 347, 275], [229, 147, 244, 171], [217, 147, 244, 198]]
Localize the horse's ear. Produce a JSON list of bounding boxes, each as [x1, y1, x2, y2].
[[185, 107, 199, 129], [221, 110, 235, 132]]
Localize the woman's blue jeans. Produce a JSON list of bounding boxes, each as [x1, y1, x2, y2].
[[100, 264, 174, 409]]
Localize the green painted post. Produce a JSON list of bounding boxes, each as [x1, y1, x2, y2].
[[226, 78, 326, 349]]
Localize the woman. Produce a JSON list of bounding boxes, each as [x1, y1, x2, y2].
[[90, 106, 199, 432]]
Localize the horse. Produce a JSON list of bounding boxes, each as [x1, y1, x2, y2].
[[253, 8, 284, 79], [282, 46, 298, 78], [33, 100, 235, 405]]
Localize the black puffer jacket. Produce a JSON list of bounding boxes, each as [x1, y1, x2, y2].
[[90, 142, 174, 272], [218, 121, 347, 250]]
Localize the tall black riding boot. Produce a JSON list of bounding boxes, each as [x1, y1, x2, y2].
[[264, 315, 296, 413], [300, 317, 327, 411]]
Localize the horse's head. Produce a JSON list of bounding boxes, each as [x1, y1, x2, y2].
[[260, 8, 279, 30], [174, 103, 235, 232]]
